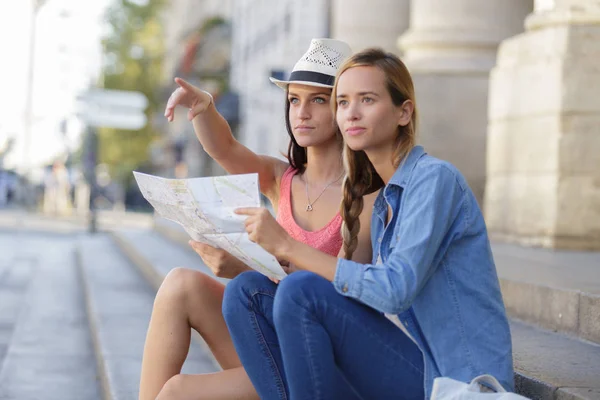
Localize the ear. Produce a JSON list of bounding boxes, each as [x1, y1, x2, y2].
[[397, 100, 414, 127]]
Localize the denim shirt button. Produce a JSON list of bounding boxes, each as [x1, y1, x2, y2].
[[377, 237, 383, 243], [342, 283, 349, 293]]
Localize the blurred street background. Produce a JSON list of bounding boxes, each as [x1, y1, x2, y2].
[[0, 0, 599, 399]]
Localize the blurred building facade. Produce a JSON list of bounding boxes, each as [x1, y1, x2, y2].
[[484, 0, 600, 250], [154, 0, 234, 179], [230, 0, 330, 159], [158, 0, 599, 251]]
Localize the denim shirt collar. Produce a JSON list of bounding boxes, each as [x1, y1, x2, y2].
[[374, 145, 426, 213], [389, 145, 426, 188]]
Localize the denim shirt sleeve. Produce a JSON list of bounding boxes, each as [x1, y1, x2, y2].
[[333, 164, 465, 314]]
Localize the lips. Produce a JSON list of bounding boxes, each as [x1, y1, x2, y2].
[[295, 126, 314, 133], [345, 126, 366, 136]]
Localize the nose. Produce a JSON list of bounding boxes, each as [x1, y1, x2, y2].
[[343, 101, 360, 121], [297, 101, 311, 120]]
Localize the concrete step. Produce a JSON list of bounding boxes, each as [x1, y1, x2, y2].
[[511, 320, 600, 400], [152, 217, 194, 253], [494, 242, 600, 345], [0, 235, 37, 368], [110, 227, 228, 288], [0, 210, 154, 236], [150, 218, 600, 400], [77, 234, 218, 400], [0, 234, 101, 400]]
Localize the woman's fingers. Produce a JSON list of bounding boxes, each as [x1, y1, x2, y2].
[[234, 207, 263, 216], [164, 87, 187, 121], [174, 77, 196, 91]]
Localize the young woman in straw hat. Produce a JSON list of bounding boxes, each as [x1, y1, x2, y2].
[[138, 39, 377, 400], [226, 48, 513, 400]]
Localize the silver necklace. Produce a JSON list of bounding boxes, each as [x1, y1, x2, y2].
[[304, 171, 345, 212]]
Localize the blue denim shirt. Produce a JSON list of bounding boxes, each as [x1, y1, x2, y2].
[[333, 146, 513, 398]]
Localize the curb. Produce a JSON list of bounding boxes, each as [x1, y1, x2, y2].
[[76, 247, 113, 400]]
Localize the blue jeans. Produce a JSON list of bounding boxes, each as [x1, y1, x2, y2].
[[222, 271, 425, 400]]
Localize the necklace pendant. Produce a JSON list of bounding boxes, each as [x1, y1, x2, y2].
[[306, 204, 313, 212]]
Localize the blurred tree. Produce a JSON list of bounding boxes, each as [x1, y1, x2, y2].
[[99, 0, 165, 184]]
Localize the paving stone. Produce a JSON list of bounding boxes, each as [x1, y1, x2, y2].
[[0, 234, 101, 400], [557, 388, 600, 400], [511, 320, 600, 392]]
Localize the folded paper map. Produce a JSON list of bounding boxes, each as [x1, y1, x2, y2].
[[133, 171, 287, 280]]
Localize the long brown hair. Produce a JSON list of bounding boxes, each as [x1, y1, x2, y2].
[[332, 48, 418, 260], [285, 97, 307, 172]]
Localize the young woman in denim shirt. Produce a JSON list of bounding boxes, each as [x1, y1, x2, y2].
[[229, 48, 513, 399]]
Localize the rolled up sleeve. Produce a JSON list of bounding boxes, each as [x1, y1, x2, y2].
[[333, 258, 365, 297]]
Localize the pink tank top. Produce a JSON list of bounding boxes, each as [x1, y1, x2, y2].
[[276, 167, 343, 257]]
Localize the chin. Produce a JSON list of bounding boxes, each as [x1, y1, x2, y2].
[[294, 138, 314, 148], [343, 136, 369, 152], [296, 136, 333, 149]]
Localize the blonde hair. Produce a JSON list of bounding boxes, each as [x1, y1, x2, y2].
[[332, 48, 418, 260]]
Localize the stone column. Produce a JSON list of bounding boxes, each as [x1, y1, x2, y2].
[[331, 0, 410, 54], [485, 0, 600, 250], [398, 0, 533, 205]]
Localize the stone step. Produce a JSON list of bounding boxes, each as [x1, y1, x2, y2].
[[0, 210, 154, 236], [0, 234, 101, 400], [149, 218, 600, 400], [77, 233, 218, 400], [493, 242, 600, 345], [511, 320, 600, 400], [0, 235, 37, 370], [152, 217, 202, 255], [110, 227, 228, 288]]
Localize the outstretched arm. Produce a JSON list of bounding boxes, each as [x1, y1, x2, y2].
[[165, 77, 287, 198]]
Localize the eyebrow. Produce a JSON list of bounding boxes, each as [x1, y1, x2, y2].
[[337, 91, 380, 99], [288, 92, 331, 97]]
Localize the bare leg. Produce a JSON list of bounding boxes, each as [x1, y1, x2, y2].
[[156, 368, 258, 400], [138, 268, 256, 400]]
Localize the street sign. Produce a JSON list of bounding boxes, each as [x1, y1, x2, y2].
[[77, 89, 149, 110], [76, 88, 149, 130], [76, 88, 150, 233], [77, 108, 147, 130]]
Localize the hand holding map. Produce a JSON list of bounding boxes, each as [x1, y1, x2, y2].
[[133, 171, 287, 280]]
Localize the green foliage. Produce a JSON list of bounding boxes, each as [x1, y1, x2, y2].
[[99, 0, 165, 184]]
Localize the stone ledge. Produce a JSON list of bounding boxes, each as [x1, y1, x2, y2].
[[511, 320, 600, 400], [501, 278, 600, 345]]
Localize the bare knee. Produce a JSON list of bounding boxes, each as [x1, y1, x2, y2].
[[156, 267, 223, 307], [156, 374, 185, 400], [156, 267, 215, 307]]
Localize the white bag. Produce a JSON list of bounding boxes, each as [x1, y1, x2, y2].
[[431, 375, 529, 400]]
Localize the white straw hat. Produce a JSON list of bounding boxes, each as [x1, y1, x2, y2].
[[270, 38, 352, 90]]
